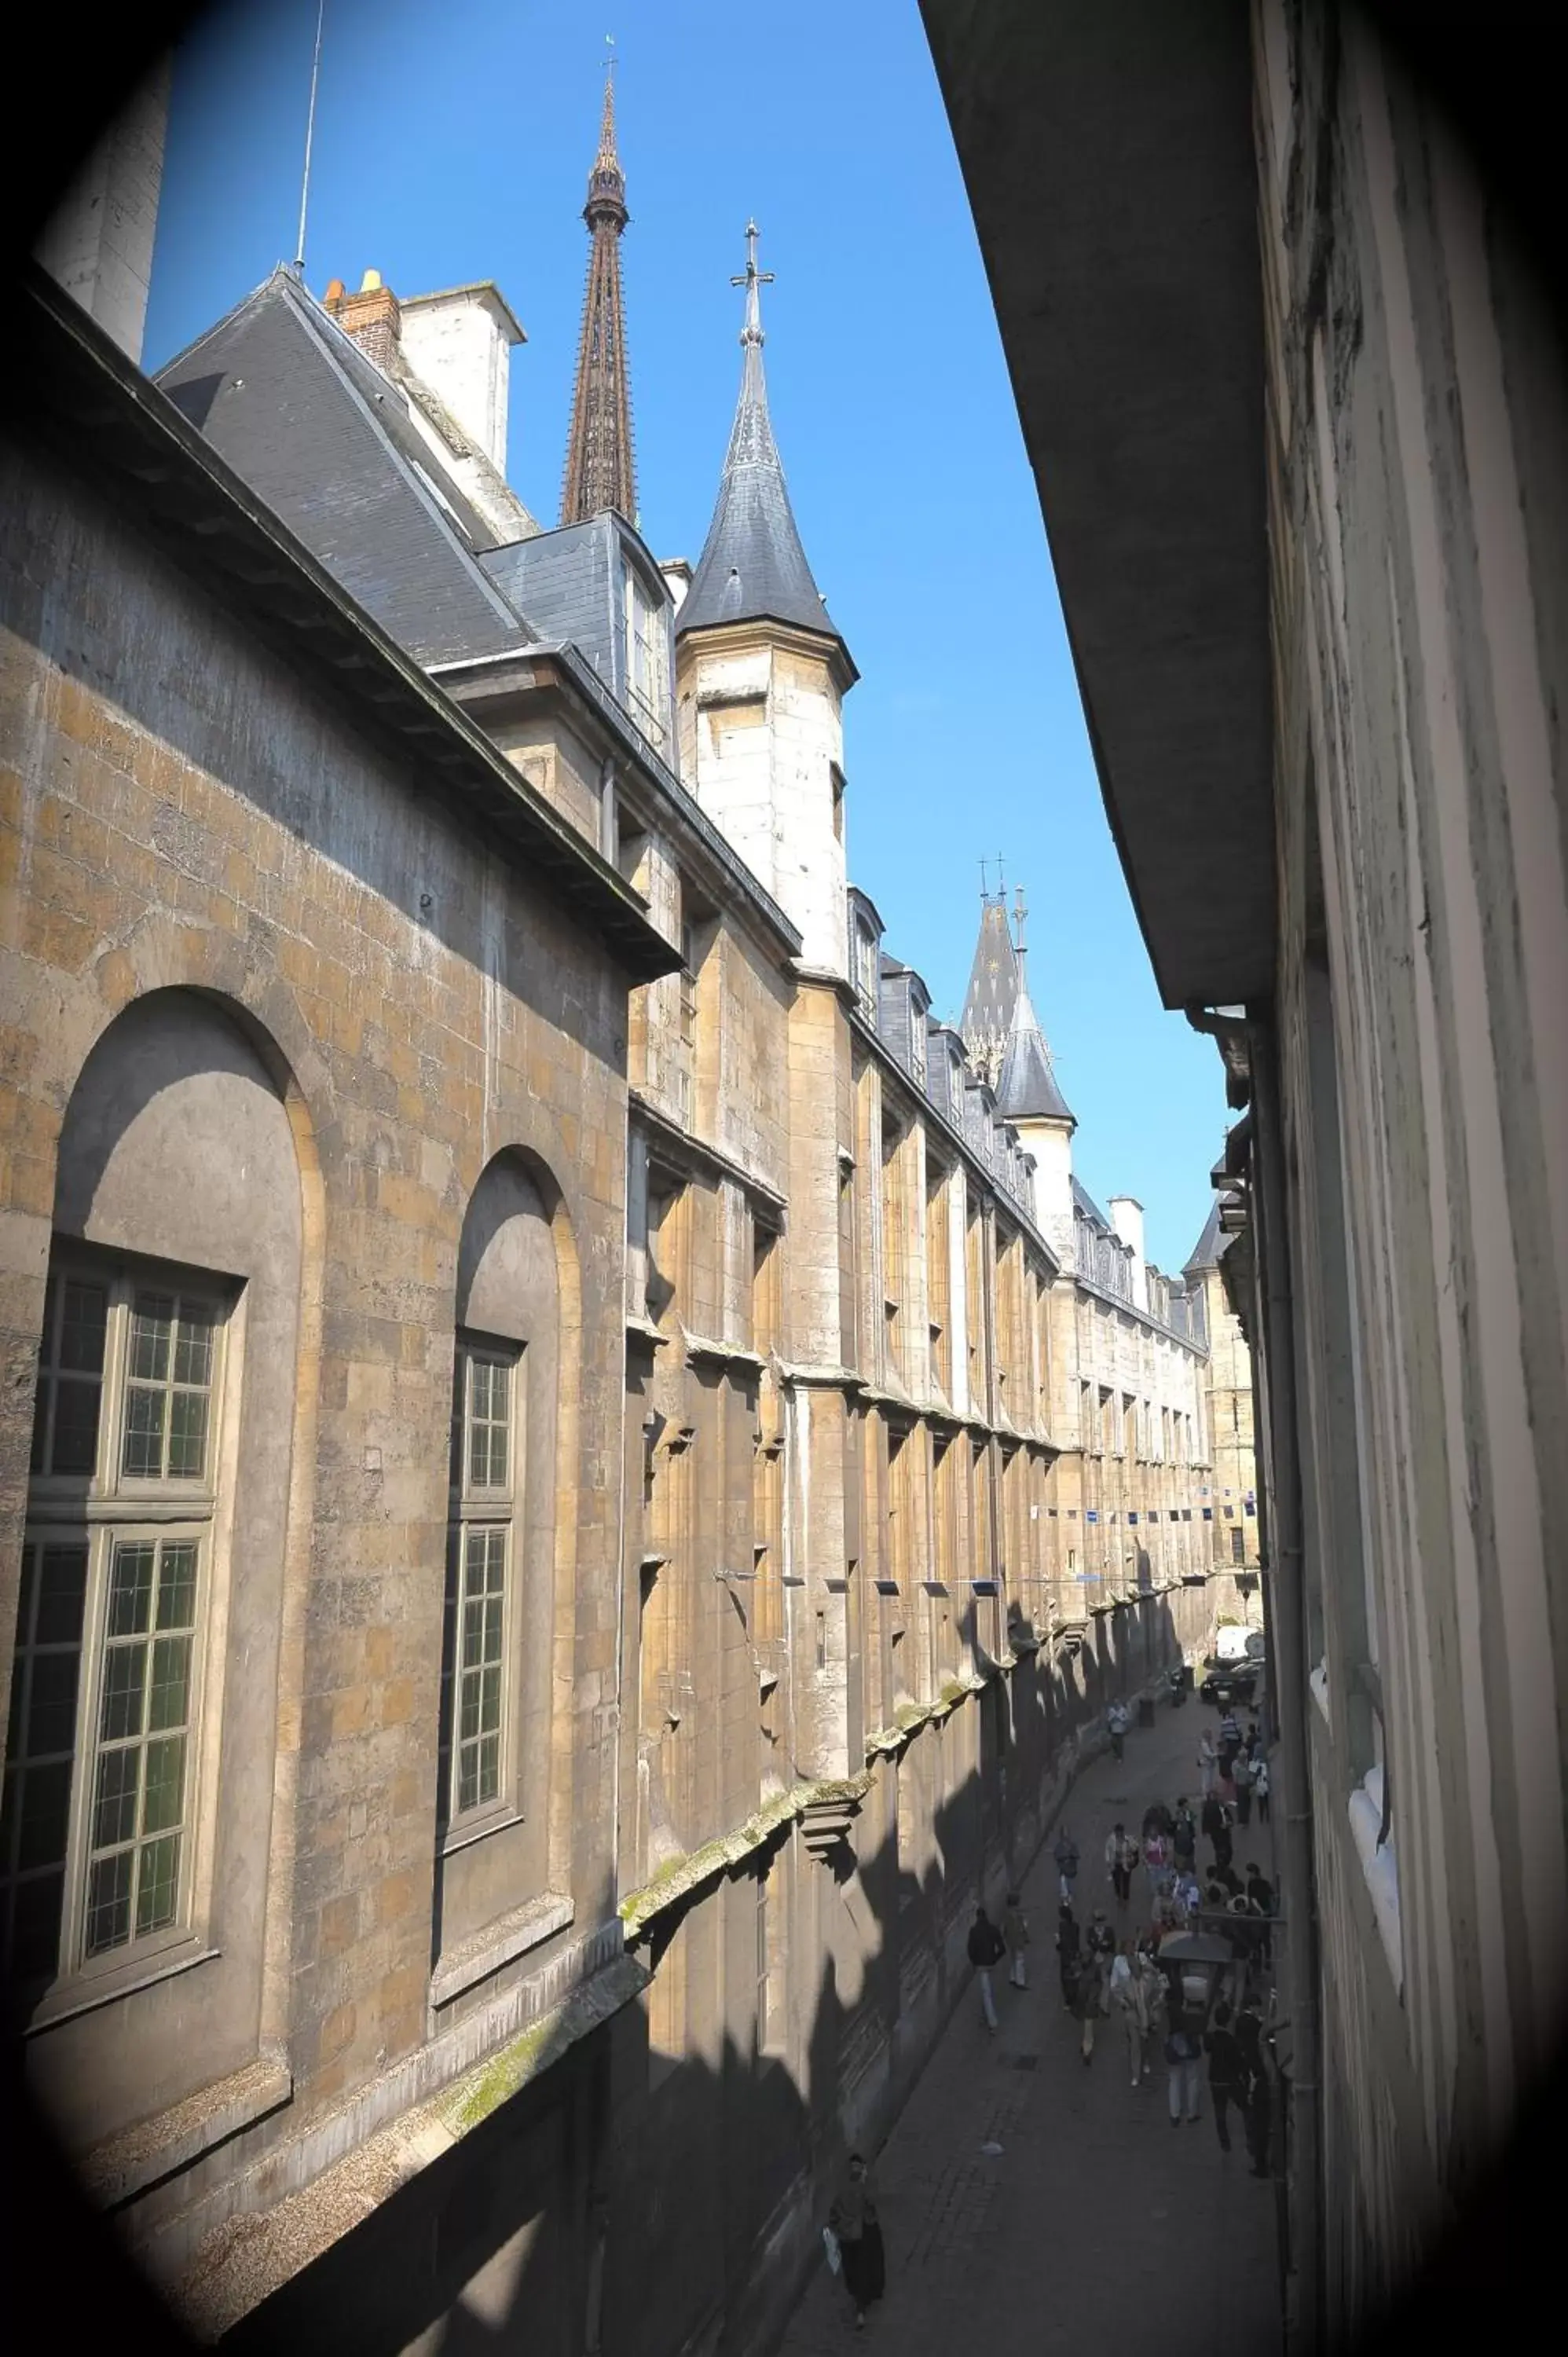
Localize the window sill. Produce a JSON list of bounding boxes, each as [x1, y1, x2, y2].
[[441, 1802, 524, 1860], [1347, 1767, 1401, 1990], [81, 2051, 293, 2208], [430, 1892, 575, 2010], [24, 1934, 219, 2035]]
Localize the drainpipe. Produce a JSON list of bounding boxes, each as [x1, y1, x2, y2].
[[1247, 1011, 1324, 2357]]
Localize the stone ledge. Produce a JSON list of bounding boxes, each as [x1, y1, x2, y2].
[[172, 1955, 648, 2342], [430, 1890, 573, 2009], [84, 2054, 294, 2209], [618, 1769, 877, 1941]]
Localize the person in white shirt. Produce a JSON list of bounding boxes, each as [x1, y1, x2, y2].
[[1109, 1939, 1151, 2084], [1198, 1728, 1218, 1798]]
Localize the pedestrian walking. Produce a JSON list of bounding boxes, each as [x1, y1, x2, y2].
[[1056, 1901, 1082, 2007], [1165, 2014, 1203, 2126], [967, 1903, 1006, 2033], [1233, 1747, 1254, 1826], [1203, 1791, 1235, 1875], [1053, 1826, 1081, 1904], [1070, 1941, 1099, 2064], [1203, 2000, 1247, 2153], [1002, 1890, 1030, 1989], [828, 2154, 885, 2330], [1236, 2004, 1273, 2178], [1109, 1938, 1152, 2085], [1245, 1863, 1274, 1915], [1253, 1756, 1271, 1824], [1107, 1698, 1130, 1760], [1198, 1727, 1218, 1798], [1172, 1798, 1197, 1874], [1105, 1821, 1139, 1907], [1086, 1904, 1116, 2001], [1142, 1825, 1171, 1901]]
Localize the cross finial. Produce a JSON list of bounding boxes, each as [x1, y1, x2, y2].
[[980, 857, 990, 899], [731, 218, 775, 348], [995, 852, 1006, 902], [1013, 885, 1028, 960]]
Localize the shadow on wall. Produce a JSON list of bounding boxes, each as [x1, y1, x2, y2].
[[2, 1591, 1206, 2357]]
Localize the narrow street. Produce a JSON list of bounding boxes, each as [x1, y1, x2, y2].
[[778, 1699, 1282, 2357]]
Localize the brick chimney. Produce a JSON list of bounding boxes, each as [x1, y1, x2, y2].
[[323, 268, 401, 372]]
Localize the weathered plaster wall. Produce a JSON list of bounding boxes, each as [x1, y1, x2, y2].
[[1256, 0, 1568, 2318]]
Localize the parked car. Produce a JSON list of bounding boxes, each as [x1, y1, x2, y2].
[[1200, 1655, 1260, 1708]]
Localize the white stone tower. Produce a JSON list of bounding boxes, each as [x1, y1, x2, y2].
[[675, 223, 856, 977]]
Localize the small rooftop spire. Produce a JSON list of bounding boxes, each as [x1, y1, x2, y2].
[[677, 222, 848, 654]]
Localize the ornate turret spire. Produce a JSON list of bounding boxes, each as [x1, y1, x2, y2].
[[560, 60, 637, 525], [997, 889, 1075, 1126], [678, 222, 846, 652]]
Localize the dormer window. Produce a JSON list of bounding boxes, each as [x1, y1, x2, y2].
[[624, 559, 670, 751], [855, 925, 877, 1015]]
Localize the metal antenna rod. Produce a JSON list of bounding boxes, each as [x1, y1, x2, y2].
[[295, 0, 328, 276]]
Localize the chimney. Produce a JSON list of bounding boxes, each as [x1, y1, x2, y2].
[[396, 284, 525, 476], [1108, 1195, 1149, 1312], [324, 268, 401, 374]]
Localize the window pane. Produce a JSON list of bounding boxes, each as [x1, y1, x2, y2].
[[93, 1747, 139, 1850], [173, 1308, 214, 1387], [167, 1391, 208, 1481], [16, 1760, 72, 1872], [141, 1736, 186, 1835], [60, 1283, 108, 1373], [135, 1834, 181, 1937], [148, 1637, 192, 1732], [35, 1545, 88, 1648], [128, 1296, 174, 1382], [85, 1849, 133, 1956], [156, 1544, 199, 1633], [108, 1544, 155, 1637], [50, 1381, 102, 1476], [100, 1642, 148, 1743], [25, 1651, 79, 1756], [122, 1387, 167, 1478]]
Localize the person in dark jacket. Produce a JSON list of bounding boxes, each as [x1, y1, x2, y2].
[[967, 1904, 1006, 2032], [1056, 1901, 1082, 2009], [1203, 2000, 1246, 2151], [1236, 2004, 1273, 2177], [829, 2154, 885, 2329]]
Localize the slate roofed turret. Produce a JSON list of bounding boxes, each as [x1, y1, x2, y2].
[[677, 222, 851, 662], [996, 971, 1075, 1126]]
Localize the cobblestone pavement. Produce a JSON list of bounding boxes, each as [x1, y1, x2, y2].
[[779, 1700, 1283, 2357]]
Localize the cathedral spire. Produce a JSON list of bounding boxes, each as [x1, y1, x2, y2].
[[677, 222, 847, 654], [560, 60, 637, 525]]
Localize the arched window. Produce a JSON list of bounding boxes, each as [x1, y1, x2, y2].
[[437, 1153, 561, 1941], [5, 991, 302, 2019]]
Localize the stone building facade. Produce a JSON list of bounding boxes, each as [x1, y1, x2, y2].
[[922, 0, 1568, 2343], [9, 93, 1232, 2357]]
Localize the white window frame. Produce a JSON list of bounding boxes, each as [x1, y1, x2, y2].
[[441, 1334, 524, 1846], [5, 1252, 230, 2003]]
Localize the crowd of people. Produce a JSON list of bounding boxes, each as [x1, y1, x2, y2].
[[827, 1684, 1279, 2326], [969, 1697, 1279, 2171]]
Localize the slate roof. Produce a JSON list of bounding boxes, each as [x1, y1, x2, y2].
[[995, 977, 1075, 1124], [156, 269, 532, 667], [677, 285, 848, 658], [1071, 1174, 1113, 1231], [1183, 1196, 1234, 1274]]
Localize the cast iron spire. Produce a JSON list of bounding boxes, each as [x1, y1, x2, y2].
[[560, 64, 637, 525], [678, 222, 846, 651]]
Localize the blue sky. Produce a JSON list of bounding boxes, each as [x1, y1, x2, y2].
[[145, 0, 1227, 1273]]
